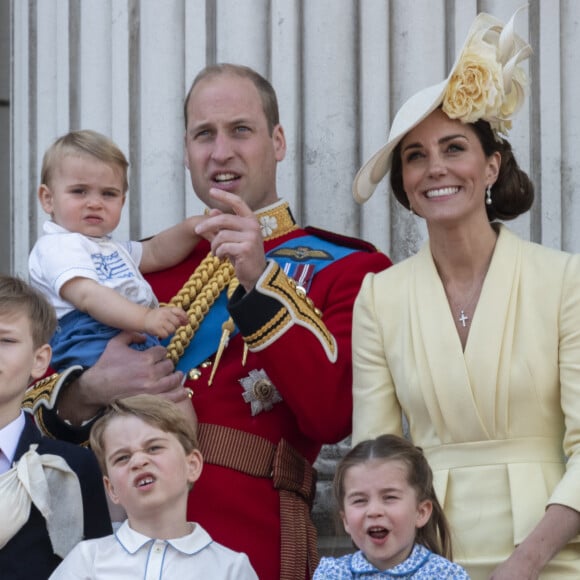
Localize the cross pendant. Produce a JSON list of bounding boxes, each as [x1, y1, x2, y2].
[[458, 310, 469, 327]]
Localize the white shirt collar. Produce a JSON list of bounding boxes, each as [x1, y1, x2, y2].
[[115, 519, 213, 555], [43, 220, 71, 235], [0, 411, 25, 469], [43, 219, 112, 241]]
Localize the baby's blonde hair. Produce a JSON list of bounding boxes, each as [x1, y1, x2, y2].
[[41, 129, 129, 193]]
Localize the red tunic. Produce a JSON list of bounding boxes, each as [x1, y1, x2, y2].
[[145, 218, 391, 579]]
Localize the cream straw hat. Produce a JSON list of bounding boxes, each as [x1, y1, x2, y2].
[[353, 7, 532, 204]]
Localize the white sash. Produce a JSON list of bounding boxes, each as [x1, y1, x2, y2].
[[0, 444, 84, 557]]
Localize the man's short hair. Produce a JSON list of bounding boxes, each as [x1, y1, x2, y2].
[[183, 63, 280, 134]]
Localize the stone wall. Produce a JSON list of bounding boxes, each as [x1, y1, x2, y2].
[[313, 439, 352, 558]]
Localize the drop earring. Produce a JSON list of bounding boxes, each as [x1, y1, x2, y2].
[[485, 184, 492, 206]]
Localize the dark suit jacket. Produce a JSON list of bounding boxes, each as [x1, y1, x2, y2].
[[0, 415, 112, 579]]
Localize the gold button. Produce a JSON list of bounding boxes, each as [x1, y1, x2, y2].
[[188, 368, 202, 380]]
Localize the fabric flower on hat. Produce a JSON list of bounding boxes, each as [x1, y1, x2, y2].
[[442, 9, 532, 138], [443, 40, 503, 128]]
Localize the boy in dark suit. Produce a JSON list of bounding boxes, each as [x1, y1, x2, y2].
[[0, 275, 111, 579]]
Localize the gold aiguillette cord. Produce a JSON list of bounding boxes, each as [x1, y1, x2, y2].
[[208, 317, 234, 386], [208, 277, 239, 386]]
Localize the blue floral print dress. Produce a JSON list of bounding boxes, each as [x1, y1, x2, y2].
[[313, 544, 470, 579]]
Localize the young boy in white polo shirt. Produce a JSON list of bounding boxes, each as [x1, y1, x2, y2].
[[49, 394, 257, 579]]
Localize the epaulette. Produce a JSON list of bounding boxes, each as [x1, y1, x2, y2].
[[304, 226, 380, 253], [23, 366, 92, 444]]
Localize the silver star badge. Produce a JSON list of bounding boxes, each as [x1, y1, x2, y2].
[[239, 369, 283, 416]]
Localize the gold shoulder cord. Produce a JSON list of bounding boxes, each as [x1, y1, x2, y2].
[[164, 202, 299, 376], [164, 252, 237, 369]]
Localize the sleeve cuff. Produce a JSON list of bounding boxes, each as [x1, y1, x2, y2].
[[228, 260, 336, 360], [23, 365, 85, 414], [23, 366, 97, 444]]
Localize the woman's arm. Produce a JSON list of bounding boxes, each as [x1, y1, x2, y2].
[[352, 273, 404, 444], [490, 504, 580, 579], [493, 253, 580, 577]]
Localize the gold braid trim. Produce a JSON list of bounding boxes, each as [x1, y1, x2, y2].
[[22, 373, 60, 412], [165, 253, 223, 310], [165, 253, 236, 364], [247, 263, 336, 361]]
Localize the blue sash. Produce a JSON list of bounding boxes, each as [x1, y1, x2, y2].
[[169, 234, 356, 371]]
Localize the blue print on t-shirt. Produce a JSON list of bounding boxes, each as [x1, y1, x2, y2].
[[92, 251, 135, 281]]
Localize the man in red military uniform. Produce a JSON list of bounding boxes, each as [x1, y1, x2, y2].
[[24, 64, 392, 579]]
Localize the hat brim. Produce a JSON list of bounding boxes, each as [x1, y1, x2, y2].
[[353, 81, 448, 203]]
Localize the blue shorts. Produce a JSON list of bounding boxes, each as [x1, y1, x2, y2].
[[50, 309, 160, 371]]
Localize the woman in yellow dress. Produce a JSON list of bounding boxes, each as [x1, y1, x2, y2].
[[351, 10, 580, 579]]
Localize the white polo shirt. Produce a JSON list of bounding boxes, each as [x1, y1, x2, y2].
[[49, 520, 258, 580], [29, 221, 156, 319]]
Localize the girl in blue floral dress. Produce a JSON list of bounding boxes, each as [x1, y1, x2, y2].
[[314, 435, 469, 579]]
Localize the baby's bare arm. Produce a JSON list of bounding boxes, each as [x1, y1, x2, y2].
[[60, 277, 186, 335], [140, 215, 205, 273]]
